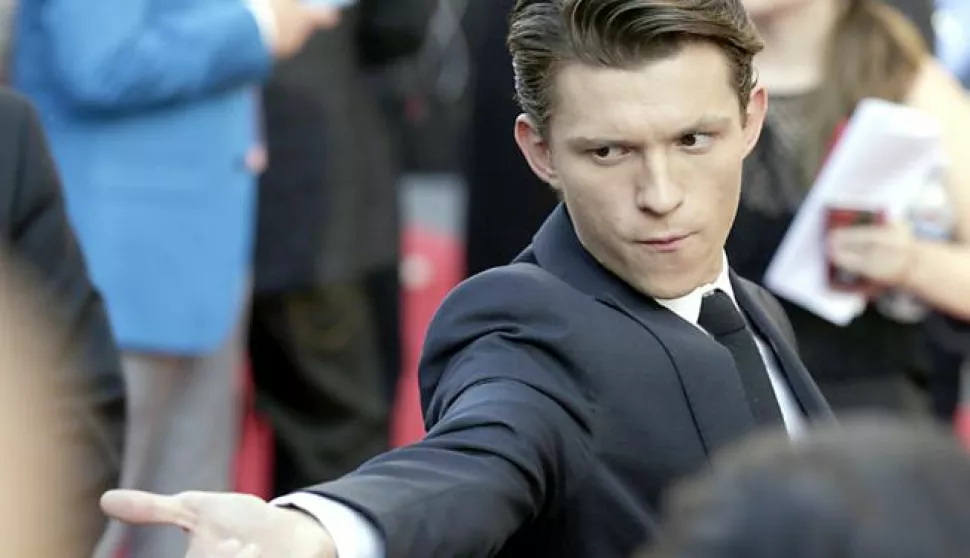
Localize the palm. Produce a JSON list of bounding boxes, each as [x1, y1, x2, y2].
[[101, 489, 333, 558]]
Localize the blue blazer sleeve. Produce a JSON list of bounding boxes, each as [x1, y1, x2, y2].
[[41, 0, 273, 111]]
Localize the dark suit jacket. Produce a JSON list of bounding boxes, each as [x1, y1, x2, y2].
[[0, 89, 124, 555], [311, 205, 832, 557]]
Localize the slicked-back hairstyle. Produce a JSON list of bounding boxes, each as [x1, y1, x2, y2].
[[507, 0, 764, 135]]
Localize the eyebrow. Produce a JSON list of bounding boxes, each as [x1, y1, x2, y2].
[[565, 115, 733, 149]]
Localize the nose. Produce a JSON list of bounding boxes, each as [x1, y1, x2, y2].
[[634, 152, 684, 216]]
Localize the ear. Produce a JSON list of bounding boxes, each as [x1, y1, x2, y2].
[[513, 114, 559, 188], [741, 84, 768, 158]]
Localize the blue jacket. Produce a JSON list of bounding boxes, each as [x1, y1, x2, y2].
[[13, 0, 272, 354]]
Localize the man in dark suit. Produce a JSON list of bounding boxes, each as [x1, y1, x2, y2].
[[0, 88, 125, 557], [100, 1, 832, 557]]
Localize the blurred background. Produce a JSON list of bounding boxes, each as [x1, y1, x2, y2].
[[1, 0, 970, 556]]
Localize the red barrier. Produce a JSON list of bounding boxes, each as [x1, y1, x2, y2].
[[957, 407, 970, 450], [233, 364, 274, 499], [391, 226, 465, 447]]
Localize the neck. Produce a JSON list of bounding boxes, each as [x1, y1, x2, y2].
[[751, 0, 842, 95]]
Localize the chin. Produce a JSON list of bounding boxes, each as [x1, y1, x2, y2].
[[640, 283, 696, 300], [633, 265, 715, 300]]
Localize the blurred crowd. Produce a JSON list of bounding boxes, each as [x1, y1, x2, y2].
[[0, 0, 969, 556]]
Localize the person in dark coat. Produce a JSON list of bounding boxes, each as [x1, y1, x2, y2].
[[250, 0, 436, 494], [462, 0, 557, 276]]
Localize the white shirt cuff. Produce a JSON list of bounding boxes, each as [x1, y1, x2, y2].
[[272, 492, 385, 558], [245, 0, 278, 46]]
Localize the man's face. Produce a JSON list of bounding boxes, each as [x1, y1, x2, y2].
[[515, 42, 767, 299]]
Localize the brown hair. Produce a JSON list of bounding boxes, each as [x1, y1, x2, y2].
[[507, 0, 765, 136], [800, 0, 928, 185]]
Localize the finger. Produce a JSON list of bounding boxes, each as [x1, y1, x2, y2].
[[245, 146, 268, 174], [829, 230, 881, 258], [100, 490, 197, 530], [829, 247, 867, 274], [218, 539, 243, 552], [185, 530, 221, 558], [305, 6, 341, 28], [829, 227, 866, 247]]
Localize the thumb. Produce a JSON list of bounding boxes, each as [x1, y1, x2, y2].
[[101, 490, 197, 530]]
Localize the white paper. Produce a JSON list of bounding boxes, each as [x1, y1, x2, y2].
[[763, 98, 945, 326]]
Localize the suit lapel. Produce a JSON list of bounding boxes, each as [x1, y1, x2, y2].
[[731, 274, 834, 421], [527, 205, 756, 456]]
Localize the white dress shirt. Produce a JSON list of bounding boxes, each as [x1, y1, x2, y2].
[[272, 255, 805, 558]]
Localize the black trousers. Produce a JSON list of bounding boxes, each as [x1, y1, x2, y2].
[[249, 280, 390, 495]]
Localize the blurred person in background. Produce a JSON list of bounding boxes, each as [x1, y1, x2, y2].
[[640, 417, 970, 558], [930, 0, 970, 423], [462, 0, 554, 276], [0, 88, 126, 557], [250, 0, 436, 495], [9, 1, 339, 556], [727, 0, 970, 412], [0, 252, 94, 558], [885, 0, 935, 49]]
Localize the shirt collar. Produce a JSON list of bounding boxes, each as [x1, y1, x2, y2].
[[654, 253, 736, 325]]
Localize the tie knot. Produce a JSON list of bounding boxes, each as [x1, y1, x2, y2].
[[698, 289, 746, 338]]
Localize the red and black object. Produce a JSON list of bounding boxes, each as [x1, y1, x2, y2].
[[824, 206, 886, 293]]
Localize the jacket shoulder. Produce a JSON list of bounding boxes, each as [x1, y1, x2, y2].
[[436, 262, 576, 321]]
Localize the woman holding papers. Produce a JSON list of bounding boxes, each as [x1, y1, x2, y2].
[[727, 0, 970, 411]]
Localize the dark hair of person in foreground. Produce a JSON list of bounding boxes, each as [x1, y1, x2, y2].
[[640, 417, 970, 558]]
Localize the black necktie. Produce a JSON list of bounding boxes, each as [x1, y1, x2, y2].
[[698, 289, 784, 426]]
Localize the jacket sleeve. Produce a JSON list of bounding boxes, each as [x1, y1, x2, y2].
[[41, 0, 272, 112], [307, 267, 596, 557]]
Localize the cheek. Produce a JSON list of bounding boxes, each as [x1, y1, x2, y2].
[[677, 150, 743, 223], [555, 160, 634, 241], [556, 157, 627, 208]]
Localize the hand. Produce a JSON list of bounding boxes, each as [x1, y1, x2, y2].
[[101, 489, 336, 558], [268, 0, 341, 59], [828, 222, 916, 288], [246, 145, 268, 174]]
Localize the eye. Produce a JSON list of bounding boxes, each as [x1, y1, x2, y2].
[[589, 146, 631, 163], [678, 132, 715, 151]]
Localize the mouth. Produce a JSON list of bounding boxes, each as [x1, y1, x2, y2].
[[636, 232, 694, 253]]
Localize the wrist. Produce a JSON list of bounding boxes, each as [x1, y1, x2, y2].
[[281, 508, 337, 558], [895, 237, 924, 292]]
